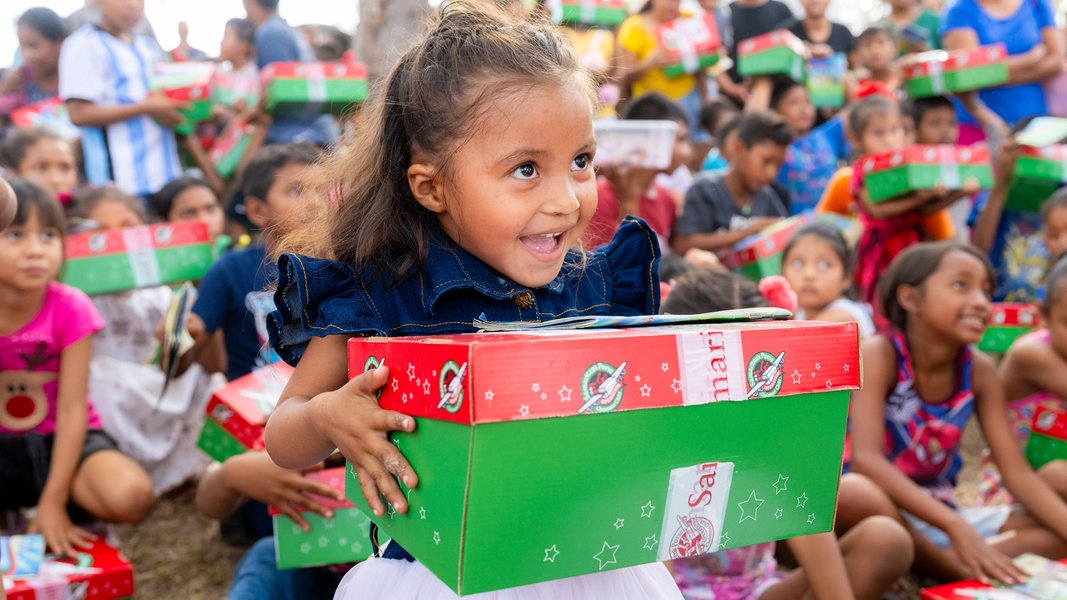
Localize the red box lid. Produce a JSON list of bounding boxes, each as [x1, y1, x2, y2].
[[209, 122, 253, 163], [656, 12, 722, 61], [5, 538, 133, 600], [988, 302, 1039, 327], [726, 214, 810, 266], [857, 144, 990, 175], [903, 44, 1007, 78], [1019, 144, 1067, 160], [737, 29, 806, 57], [268, 467, 355, 516], [9, 97, 65, 128], [207, 362, 294, 447], [65, 221, 210, 259], [260, 61, 367, 83], [1033, 406, 1067, 440]]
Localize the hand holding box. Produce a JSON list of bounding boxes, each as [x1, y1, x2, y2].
[[858, 145, 993, 203]]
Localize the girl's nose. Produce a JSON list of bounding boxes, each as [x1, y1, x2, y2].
[[544, 179, 583, 216]]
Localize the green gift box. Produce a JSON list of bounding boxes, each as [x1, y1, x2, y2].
[[858, 144, 993, 203], [737, 30, 807, 83], [262, 62, 368, 116], [806, 54, 846, 108], [1007, 145, 1067, 212], [196, 362, 292, 463], [151, 62, 215, 136], [1026, 407, 1067, 469], [210, 68, 260, 111], [656, 13, 722, 78], [209, 122, 255, 179], [977, 303, 1039, 354], [62, 221, 218, 295], [903, 44, 1007, 99], [725, 214, 812, 282], [548, 0, 627, 26], [196, 417, 247, 463], [345, 318, 858, 594], [270, 468, 386, 569]]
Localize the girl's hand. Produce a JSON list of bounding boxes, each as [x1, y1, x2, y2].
[[28, 497, 96, 557], [223, 453, 344, 531], [311, 366, 418, 517], [946, 519, 1026, 585], [994, 139, 1020, 188]]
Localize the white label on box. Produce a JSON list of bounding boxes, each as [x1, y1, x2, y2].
[[657, 461, 734, 561], [676, 330, 746, 404], [122, 226, 161, 288]]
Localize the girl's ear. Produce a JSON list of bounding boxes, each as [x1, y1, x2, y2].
[[897, 283, 922, 314], [408, 162, 445, 214]]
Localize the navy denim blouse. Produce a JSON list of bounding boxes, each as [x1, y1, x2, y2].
[[268, 217, 661, 364]]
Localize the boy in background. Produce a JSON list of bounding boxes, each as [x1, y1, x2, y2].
[[672, 111, 795, 253]]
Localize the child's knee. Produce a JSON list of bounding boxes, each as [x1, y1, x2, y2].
[[836, 472, 898, 529], [851, 515, 915, 575], [111, 471, 155, 523]]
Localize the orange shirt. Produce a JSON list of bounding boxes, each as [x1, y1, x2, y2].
[[815, 167, 956, 240]]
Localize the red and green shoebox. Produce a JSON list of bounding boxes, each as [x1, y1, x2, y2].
[[5, 538, 133, 600], [723, 214, 812, 282], [210, 68, 260, 110], [209, 122, 255, 179], [62, 221, 218, 295], [737, 29, 807, 83], [345, 319, 859, 595], [1008, 144, 1067, 213], [922, 555, 1067, 598], [268, 468, 386, 569], [261, 62, 368, 116], [858, 144, 993, 203], [977, 303, 1039, 354], [9, 97, 80, 141], [549, 0, 627, 26], [151, 62, 216, 136], [197, 362, 294, 463], [903, 44, 1007, 99], [656, 13, 722, 78], [1026, 406, 1067, 469]]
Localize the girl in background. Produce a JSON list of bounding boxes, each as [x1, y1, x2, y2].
[[148, 176, 226, 241], [0, 7, 67, 113], [0, 128, 79, 205]]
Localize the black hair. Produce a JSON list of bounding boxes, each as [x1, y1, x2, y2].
[[1044, 254, 1067, 309], [717, 115, 741, 144], [898, 98, 916, 127], [252, 0, 280, 10], [225, 18, 255, 45], [847, 94, 899, 140], [148, 176, 219, 221], [71, 186, 145, 224], [1041, 185, 1067, 226], [662, 267, 769, 314], [783, 221, 853, 274], [698, 97, 738, 136], [856, 26, 892, 47], [622, 92, 689, 123], [734, 111, 796, 149], [241, 143, 320, 202], [18, 7, 68, 43], [912, 96, 955, 127], [769, 78, 805, 112], [0, 128, 70, 170], [658, 254, 691, 283], [878, 241, 995, 332], [4, 177, 65, 234]]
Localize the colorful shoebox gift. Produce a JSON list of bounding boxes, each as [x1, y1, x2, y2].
[[903, 44, 1008, 99], [62, 221, 218, 295], [2, 535, 45, 578], [269, 468, 385, 569], [806, 54, 847, 108], [4, 538, 133, 600], [261, 62, 368, 116], [547, 0, 628, 26], [197, 362, 294, 463], [209, 122, 255, 179], [150, 62, 216, 135], [1026, 407, 1067, 470], [858, 144, 993, 203], [723, 214, 811, 282], [737, 30, 807, 82], [210, 67, 260, 110], [9, 97, 80, 141], [977, 303, 1039, 354], [592, 119, 678, 169], [345, 317, 859, 594], [656, 13, 722, 78], [1008, 144, 1067, 212], [921, 554, 1067, 599]]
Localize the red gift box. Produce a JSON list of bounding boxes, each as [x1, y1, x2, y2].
[[989, 303, 1040, 327], [737, 29, 807, 57], [903, 44, 1008, 78], [205, 362, 294, 449], [655, 13, 722, 77], [5, 538, 133, 600]]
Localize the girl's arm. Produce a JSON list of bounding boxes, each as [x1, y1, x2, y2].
[[30, 336, 96, 556], [264, 334, 417, 517], [999, 335, 1067, 401], [849, 336, 1023, 584], [66, 95, 187, 129], [743, 76, 773, 113], [858, 186, 939, 220], [972, 141, 1018, 251], [786, 532, 856, 600], [943, 28, 1063, 85], [670, 217, 781, 254]]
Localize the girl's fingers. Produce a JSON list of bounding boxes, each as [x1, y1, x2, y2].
[[369, 409, 416, 435], [69, 526, 97, 550], [356, 467, 387, 517], [296, 478, 346, 502], [280, 506, 312, 532]]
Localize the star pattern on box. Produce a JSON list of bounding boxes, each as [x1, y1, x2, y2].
[[641, 501, 656, 518], [559, 385, 572, 402], [324, 519, 336, 529], [407, 364, 416, 381], [720, 531, 731, 547], [339, 537, 348, 546], [401, 393, 409, 404], [644, 535, 658, 551], [791, 370, 802, 384], [416, 377, 422, 388], [318, 536, 329, 548], [423, 381, 431, 395], [774, 508, 783, 519], [843, 364, 850, 372], [671, 379, 682, 394], [419, 507, 427, 520], [815, 363, 821, 371], [738, 490, 765, 523], [661, 362, 670, 372], [811, 371, 816, 378], [532, 383, 540, 393], [635, 374, 641, 382], [485, 390, 495, 402], [593, 541, 619, 570], [772, 474, 788, 495], [544, 544, 560, 563], [433, 370, 437, 377], [796, 492, 809, 508], [519, 404, 530, 417], [614, 518, 625, 530], [432, 531, 441, 545], [825, 379, 833, 389], [640, 384, 652, 397], [300, 542, 311, 554], [807, 513, 816, 525], [391, 379, 399, 392], [540, 392, 547, 400]]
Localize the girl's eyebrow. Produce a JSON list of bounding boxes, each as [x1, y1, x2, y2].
[[495, 141, 596, 166]]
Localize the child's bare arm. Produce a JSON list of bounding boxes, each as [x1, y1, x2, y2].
[[785, 532, 855, 600], [264, 334, 417, 517], [671, 217, 780, 254], [972, 141, 1018, 251], [859, 187, 937, 220], [1000, 335, 1067, 401], [66, 95, 186, 128]]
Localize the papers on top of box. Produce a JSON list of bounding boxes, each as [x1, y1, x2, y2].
[[474, 307, 791, 331]]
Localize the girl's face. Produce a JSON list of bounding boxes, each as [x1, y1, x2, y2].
[[907, 250, 992, 344], [219, 26, 251, 64], [650, 0, 682, 21], [170, 186, 225, 240], [99, 0, 144, 35], [858, 111, 906, 154], [17, 138, 78, 200], [413, 82, 597, 289], [781, 235, 849, 314], [1045, 286, 1067, 360], [17, 25, 61, 76], [775, 86, 816, 135], [0, 206, 63, 294], [1044, 205, 1067, 261], [87, 199, 143, 231], [800, 0, 830, 18]]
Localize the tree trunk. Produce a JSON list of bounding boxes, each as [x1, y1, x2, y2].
[[356, 0, 432, 83]]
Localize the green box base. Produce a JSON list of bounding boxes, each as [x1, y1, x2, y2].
[[560, 5, 627, 25], [62, 244, 216, 295], [865, 163, 993, 203], [349, 391, 848, 595], [1007, 156, 1065, 212], [663, 54, 720, 78], [274, 509, 383, 569], [738, 48, 805, 82], [977, 325, 1032, 354], [197, 418, 246, 463], [265, 79, 369, 116], [736, 253, 783, 283], [1027, 432, 1067, 469], [906, 63, 1008, 99], [214, 134, 252, 179]]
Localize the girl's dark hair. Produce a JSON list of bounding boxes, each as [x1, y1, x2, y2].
[[769, 78, 805, 112], [698, 97, 738, 137], [18, 7, 68, 43], [4, 177, 65, 233], [225, 18, 255, 45], [1044, 254, 1067, 310], [878, 241, 995, 332], [662, 267, 769, 314], [622, 92, 688, 123], [1040, 186, 1067, 231], [0, 127, 68, 170], [148, 176, 218, 221], [783, 222, 853, 274], [658, 254, 691, 283], [735, 111, 796, 149], [847, 95, 899, 141], [281, 0, 594, 280], [71, 186, 145, 224]]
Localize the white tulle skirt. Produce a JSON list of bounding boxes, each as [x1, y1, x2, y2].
[[333, 556, 682, 599]]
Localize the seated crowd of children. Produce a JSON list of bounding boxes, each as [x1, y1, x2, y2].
[[4, 0, 1067, 597]]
